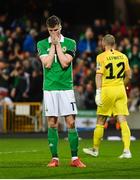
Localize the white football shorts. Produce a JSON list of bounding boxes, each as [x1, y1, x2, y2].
[[43, 90, 77, 116]]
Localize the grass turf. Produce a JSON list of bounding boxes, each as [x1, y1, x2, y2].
[[0, 138, 140, 179]]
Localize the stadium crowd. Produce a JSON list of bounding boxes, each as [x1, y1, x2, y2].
[[0, 12, 140, 112]]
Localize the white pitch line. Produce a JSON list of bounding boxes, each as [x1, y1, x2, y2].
[[0, 150, 38, 154]]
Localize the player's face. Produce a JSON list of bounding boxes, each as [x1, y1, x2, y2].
[[48, 25, 61, 37]]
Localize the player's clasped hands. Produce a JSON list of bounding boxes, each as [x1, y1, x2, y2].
[[51, 35, 60, 45]]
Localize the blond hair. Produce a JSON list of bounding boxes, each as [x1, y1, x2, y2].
[[102, 34, 115, 46]]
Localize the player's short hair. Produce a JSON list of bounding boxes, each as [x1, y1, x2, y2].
[[103, 34, 115, 46], [46, 15, 61, 28]]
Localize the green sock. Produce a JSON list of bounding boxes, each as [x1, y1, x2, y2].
[[48, 128, 58, 157], [68, 128, 78, 157]]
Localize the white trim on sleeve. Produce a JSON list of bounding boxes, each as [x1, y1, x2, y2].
[[40, 54, 48, 58]]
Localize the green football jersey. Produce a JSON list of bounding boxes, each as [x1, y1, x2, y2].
[[37, 35, 76, 91]]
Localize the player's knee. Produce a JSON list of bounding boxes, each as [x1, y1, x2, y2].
[[97, 115, 106, 125], [48, 121, 58, 128], [117, 115, 127, 123], [48, 124, 57, 128], [66, 120, 75, 129], [96, 119, 104, 125]]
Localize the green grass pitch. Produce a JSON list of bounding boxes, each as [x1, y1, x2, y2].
[[0, 138, 140, 179]]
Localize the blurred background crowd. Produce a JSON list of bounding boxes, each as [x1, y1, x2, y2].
[[0, 0, 140, 112]]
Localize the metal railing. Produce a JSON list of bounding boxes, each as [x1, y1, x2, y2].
[[2, 102, 42, 133]]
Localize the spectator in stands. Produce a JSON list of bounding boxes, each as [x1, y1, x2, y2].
[[13, 26, 24, 48], [95, 35, 103, 55], [0, 27, 6, 44], [83, 62, 96, 86], [123, 38, 132, 58], [28, 69, 43, 102], [23, 29, 37, 54], [128, 86, 140, 112], [100, 19, 111, 34], [73, 59, 86, 86], [0, 88, 13, 132], [10, 61, 28, 101], [93, 19, 103, 36], [111, 20, 120, 35], [130, 65, 140, 88], [84, 83, 96, 110], [77, 27, 96, 56], [132, 37, 139, 46], [0, 60, 9, 90], [120, 22, 128, 37], [74, 85, 85, 110], [0, 50, 5, 60], [129, 45, 140, 68]]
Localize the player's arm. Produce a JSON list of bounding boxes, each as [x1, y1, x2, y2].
[[96, 55, 104, 89], [95, 73, 103, 106], [39, 44, 55, 69], [53, 36, 76, 68], [96, 73, 102, 89], [56, 43, 73, 68], [124, 69, 131, 86], [124, 56, 132, 86], [95, 56, 104, 106]]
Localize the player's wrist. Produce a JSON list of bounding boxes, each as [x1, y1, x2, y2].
[[48, 53, 55, 59], [96, 88, 101, 95], [51, 43, 55, 47]]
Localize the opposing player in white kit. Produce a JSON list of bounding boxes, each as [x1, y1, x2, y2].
[[37, 15, 86, 168]]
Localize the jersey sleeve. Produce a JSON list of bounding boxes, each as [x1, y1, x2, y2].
[[124, 55, 130, 71], [96, 55, 104, 74], [66, 40, 76, 58], [37, 41, 48, 58]]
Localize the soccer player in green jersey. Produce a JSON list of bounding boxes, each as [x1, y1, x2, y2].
[[37, 15, 86, 167]]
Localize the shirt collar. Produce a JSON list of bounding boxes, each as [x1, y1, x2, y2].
[[48, 34, 64, 43]]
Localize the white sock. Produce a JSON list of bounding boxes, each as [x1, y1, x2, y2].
[[52, 157, 59, 161], [124, 149, 130, 153], [72, 156, 78, 161]]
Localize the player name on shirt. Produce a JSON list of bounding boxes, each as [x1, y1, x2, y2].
[[106, 55, 124, 61]]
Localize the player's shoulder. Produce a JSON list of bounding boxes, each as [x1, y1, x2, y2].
[[114, 50, 126, 57], [96, 51, 106, 59], [64, 37, 76, 44], [37, 38, 48, 47], [114, 50, 128, 59]]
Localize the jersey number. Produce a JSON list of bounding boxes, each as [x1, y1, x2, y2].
[[105, 62, 125, 79]]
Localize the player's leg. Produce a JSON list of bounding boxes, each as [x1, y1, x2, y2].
[[83, 115, 107, 157], [65, 115, 78, 158], [43, 91, 60, 166], [65, 115, 86, 167], [58, 90, 85, 167], [94, 86, 113, 154], [48, 117, 59, 158], [113, 86, 131, 158], [83, 86, 112, 157], [117, 115, 131, 158], [93, 115, 107, 151], [47, 116, 59, 167]]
